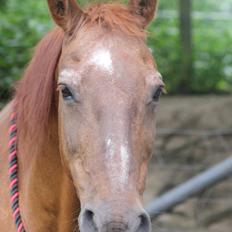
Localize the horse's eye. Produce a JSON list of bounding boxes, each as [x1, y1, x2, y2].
[[152, 86, 163, 102], [59, 85, 74, 101]]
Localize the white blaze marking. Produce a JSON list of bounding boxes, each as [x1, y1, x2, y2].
[[106, 138, 114, 160], [120, 144, 130, 185], [90, 48, 113, 74], [107, 139, 111, 147], [105, 137, 130, 188]]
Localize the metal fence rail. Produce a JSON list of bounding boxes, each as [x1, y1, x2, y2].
[[146, 156, 232, 219]]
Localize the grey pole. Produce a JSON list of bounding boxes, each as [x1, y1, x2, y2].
[[146, 156, 232, 219]]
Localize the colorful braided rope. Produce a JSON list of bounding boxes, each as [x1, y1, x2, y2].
[[9, 111, 26, 232]]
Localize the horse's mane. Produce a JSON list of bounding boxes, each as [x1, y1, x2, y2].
[[82, 3, 145, 38], [15, 3, 145, 149], [15, 27, 64, 147]]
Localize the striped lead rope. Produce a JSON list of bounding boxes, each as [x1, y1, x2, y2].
[[9, 111, 26, 232]]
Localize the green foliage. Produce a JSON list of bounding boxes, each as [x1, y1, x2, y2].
[[148, 0, 232, 94], [192, 19, 232, 93], [0, 0, 231, 103], [0, 1, 52, 101], [0, 0, 7, 9], [148, 17, 182, 93]]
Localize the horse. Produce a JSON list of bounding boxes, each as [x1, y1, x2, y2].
[[0, 0, 164, 231]]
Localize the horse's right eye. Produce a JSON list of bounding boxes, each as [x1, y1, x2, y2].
[[59, 85, 74, 101]]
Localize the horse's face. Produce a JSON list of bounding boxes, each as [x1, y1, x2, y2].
[[49, 0, 162, 231]]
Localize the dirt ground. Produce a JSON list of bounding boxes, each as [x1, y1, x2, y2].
[[144, 96, 232, 232]]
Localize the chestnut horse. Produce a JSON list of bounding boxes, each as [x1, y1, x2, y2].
[[0, 0, 164, 231]]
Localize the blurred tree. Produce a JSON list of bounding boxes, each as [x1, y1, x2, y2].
[[179, 0, 193, 93], [0, 0, 231, 102], [0, 0, 7, 10]]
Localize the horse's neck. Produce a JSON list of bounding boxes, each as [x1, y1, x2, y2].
[[11, 102, 80, 231]]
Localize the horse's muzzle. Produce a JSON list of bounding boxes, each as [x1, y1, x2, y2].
[[79, 201, 151, 232]]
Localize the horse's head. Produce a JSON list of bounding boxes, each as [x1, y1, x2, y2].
[[48, 0, 163, 231]]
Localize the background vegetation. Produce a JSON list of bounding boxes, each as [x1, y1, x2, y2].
[[0, 0, 232, 103]]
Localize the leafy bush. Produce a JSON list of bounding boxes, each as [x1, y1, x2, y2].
[[0, 1, 51, 101], [148, 0, 232, 94]]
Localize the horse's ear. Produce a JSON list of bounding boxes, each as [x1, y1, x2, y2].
[[128, 0, 158, 27], [47, 0, 83, 31]]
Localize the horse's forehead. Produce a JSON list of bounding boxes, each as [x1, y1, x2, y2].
[[60, 34, 157, 96], [63, 31, 153, 68], [63, 43, 154, 79]]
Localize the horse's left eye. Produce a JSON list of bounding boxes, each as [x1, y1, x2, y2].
[[152, 87, 163, 102], [59, 85, 74, 101]]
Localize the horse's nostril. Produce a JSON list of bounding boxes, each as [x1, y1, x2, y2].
[[80, 206, 151, 232], [81, 209, 98, 232], [85, 209, 94, 221], [136, 212, 151, 232]]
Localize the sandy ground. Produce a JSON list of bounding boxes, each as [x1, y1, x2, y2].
[[144, 96, 232, 232]]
